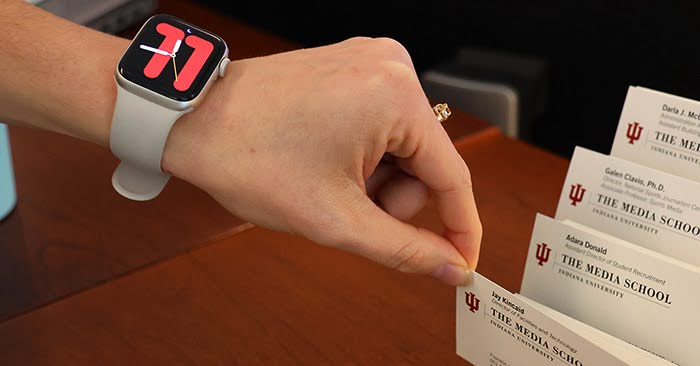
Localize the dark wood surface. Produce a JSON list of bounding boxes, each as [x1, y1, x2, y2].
[[0, 131, 569, 365], [0, 1, 550, 365], [0, 1, 495, 323]]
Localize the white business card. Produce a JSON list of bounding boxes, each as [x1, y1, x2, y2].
[[611, 86, 700, 182], [521, 213, 700, 365], [456, 272, 629, 366], [555, 145, 700, 266], [514, 294, 674, 366]]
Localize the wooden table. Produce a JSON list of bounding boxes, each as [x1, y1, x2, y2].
[[0, 1, 569, 365]]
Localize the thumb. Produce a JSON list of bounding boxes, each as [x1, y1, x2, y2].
[[338, 192, 472, 286]]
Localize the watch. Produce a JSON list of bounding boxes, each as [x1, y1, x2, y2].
[[109, 14, 230, 201]]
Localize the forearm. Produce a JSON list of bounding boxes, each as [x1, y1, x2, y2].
[[0, 0, 129, 147]]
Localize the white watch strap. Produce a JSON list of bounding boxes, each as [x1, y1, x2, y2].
[[109, 83, 191, 201]]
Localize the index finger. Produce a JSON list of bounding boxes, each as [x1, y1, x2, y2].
[[389, 102, 483, 268]]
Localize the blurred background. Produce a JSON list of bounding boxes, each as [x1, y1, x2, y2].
[[33, 0, 700, 159]]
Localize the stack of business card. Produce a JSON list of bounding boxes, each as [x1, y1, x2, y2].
[[554, 145, 700, 266], [611, 86, 700, 183], [457, 271, 673, 365], [458, 86, 700, 365], [520, 214, 698, 365], [514, 294, 675, 366]]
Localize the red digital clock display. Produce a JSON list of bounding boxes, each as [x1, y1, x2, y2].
[[118, 15, 226, 101]]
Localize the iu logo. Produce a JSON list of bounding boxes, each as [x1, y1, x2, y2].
[[465, 292, 480, 313], [626, 122, 643, 145], [535, 243, 551, 266], [569, 183, 586, 206]]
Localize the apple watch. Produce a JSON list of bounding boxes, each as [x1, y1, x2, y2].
[[110, 14, 230, 201]]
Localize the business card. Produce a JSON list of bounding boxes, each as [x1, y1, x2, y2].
[[456, 272, 628, 366], [514, 294, 674, 366], [520, 213, 700, 365], [610, 86, 700, 182], [555, 145, 700, 266]]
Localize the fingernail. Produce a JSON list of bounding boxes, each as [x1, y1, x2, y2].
[[433, 263, 471, 286]]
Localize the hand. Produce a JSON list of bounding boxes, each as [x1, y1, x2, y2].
[[139, 44, 170, 56], [162, 37, 482, 286]]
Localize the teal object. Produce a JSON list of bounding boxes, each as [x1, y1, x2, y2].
[[0, 123, 16, 220]]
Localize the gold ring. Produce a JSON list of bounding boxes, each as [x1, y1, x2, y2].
[[433, 103, 451, 123]]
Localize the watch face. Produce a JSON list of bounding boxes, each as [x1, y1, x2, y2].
[[118, 14, 227, 102]]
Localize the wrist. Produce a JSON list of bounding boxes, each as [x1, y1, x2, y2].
[[160, 71, 228, 184], [81, 35, 131, 147], [160, 108, 193, 180]]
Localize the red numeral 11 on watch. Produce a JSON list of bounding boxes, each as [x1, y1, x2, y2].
[[143, 22, 215, 91]]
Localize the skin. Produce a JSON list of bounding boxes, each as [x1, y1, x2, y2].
[[0, 1, 482, 285]]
